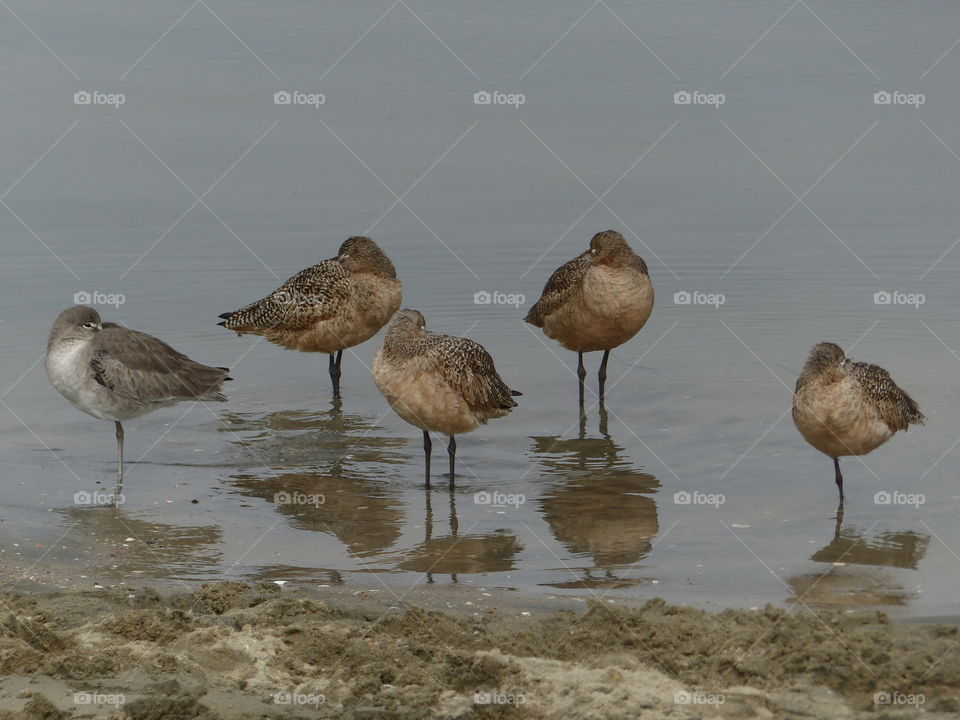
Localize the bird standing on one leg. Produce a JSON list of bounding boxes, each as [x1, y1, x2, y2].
[[372, 309, 520, 485], [45, 305, 232, 496], [792, 342, 925, 505], [524, 230, 654, 408], [218, 236, 402, 399]]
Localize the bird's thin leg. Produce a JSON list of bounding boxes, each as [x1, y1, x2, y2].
[[447, 435, 457, 486], [833, 502, 844, 538], [423, 431, 432, 486], [833, 457, 844, 503], [328, 351, 343, 399], [598, 349, 610, 402], [577, 352, 586, 409], [114, 421, 124, 503]]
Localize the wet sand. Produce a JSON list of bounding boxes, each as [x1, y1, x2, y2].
[[0, 579, 958, 719]]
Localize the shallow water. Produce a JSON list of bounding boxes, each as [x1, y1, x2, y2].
[[2, 1, 960, 618]]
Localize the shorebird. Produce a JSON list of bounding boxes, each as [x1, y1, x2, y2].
[[45, 305, 232, 492], [218, 236, 402, 399], [372, 309, 520, 485], [792, 342, 924, 503], [524, 230, 654, 407]]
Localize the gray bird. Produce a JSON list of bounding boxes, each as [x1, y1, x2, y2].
[[45, 305, 231, 493]]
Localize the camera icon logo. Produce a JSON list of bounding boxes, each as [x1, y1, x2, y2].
[[674, 691, 692, 704], [473, 692, 492, 704], [673, 491, 691, 505], [74, 291, 92, 304], [474, 91, 492, 105], [274, 91, 292, 105], [873, 290, 891, 305], [874, 91, 892, 105], [73, 491, 91, 505], [474, 491, 492, 505], [673, 91, 691, 105], [274, 491, 292, 504], [874, 491, 892, 505], [473, 291, 492, 305], [74, 91, 92, 105], [673, 291, 691, 305], [874, 692, 891, 705]]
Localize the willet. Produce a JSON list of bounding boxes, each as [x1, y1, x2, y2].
[[792, 342, 924, 504], [45, 305, 232, 494], [218, 236, 402, 399], [524, 230, 654, 407], [372, 309, 520, 485]]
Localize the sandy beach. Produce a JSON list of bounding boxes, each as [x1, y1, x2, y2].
[[0, 579, 957, 719]]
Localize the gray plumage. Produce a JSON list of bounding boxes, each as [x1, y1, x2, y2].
[[46, 305, 231, 491]]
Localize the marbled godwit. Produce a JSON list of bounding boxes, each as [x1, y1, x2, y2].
[[45, 305, 231, 492], [372, 309, 520, 484], [792, 342, 924, 503], [218, 236, 402, 399], [524, 230, 654, 406]]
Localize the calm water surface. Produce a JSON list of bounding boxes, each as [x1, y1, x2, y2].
[[2, 1, 960, 617]]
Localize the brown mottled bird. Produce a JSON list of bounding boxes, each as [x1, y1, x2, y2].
[[45, 305, 231, 492], [218, 236, 402, 399], [525, 230, 654, 406], [372, 309, 521, 485], [792, 342, 925, 503]]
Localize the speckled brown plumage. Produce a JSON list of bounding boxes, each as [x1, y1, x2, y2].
[[525, 230, 653, 405], [218, 236, 402, 398], [792, 342, 924, 503], [373, 309, 520, 484]]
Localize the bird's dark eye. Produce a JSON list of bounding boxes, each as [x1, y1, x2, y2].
[[82, 322, 97, 329]]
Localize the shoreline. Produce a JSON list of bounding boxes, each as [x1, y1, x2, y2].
[[0, 580, 958, 719]]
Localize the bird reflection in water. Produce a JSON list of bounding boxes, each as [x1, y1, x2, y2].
[[58, 506, 221, 581], [396, 487, 522, 581], [219, 405, 407, 472], [787, 520, 931, 607], [533, 405, 660, 589], [223, 406, 407, 558]]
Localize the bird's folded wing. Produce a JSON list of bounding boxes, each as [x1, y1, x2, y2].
[[92, 329, 228, 402], [850, 362, 925, 430], [227, 260, 350, 331], [429, 336, 518, 412], [524, 254, 589, 325]]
